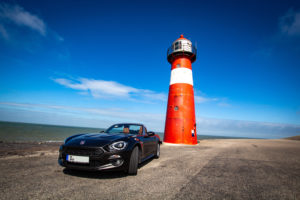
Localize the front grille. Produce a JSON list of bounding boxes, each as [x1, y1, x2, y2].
[[64, 147, 104, 156], [64, 160, 103, 168]]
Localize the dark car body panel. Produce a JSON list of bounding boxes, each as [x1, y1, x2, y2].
[[58, 123, 160, 172], [65, 133, 131, 147]]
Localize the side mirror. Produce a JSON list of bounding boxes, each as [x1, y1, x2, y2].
[[100, 130, 105, 133], [147, 131, 155, 136]]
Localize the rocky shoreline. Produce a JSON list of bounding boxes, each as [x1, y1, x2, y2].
[[0, 141, 62, 158]]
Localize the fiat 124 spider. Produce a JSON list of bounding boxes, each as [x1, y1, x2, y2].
[[58, 123, 161, 175]]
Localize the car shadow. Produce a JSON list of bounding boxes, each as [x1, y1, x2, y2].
[[138, 157, 155, 169], [62, 157, 156, 179], [63, 168, 127, 179]]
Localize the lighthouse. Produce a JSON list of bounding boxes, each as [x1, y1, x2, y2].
[[164, 35, 197, 145]]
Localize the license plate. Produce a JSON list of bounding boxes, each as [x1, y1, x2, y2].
[[66, 155, 89, 163]]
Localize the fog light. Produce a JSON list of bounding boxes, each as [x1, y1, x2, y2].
[[109, 155, 121, 159], [111, 159, 124, 167]]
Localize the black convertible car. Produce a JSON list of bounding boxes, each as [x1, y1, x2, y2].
[[58, 123, 161, 175]]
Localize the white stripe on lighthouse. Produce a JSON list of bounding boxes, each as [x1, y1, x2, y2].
[[170, 68, 193, 86]]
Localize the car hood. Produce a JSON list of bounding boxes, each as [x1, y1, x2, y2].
[[65, 133, 132, 147]]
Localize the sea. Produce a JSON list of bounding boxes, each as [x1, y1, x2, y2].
[[0, 121, 248, 142]]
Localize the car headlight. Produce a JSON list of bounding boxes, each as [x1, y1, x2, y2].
[[108, 141, 128, 151]]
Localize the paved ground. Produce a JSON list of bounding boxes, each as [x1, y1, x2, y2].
[[0, 139, 300, 200]]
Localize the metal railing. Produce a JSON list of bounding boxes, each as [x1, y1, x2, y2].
[[167, 43, 197, 57]]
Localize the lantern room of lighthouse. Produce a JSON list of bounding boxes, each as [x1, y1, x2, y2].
[[167, 35, 196, 63]]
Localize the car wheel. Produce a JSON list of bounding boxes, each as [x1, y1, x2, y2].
[[128, 146, 139, 175], [154, 143, 160, 158]]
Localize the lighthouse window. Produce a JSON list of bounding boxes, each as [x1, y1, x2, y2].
[[174, 106, 179, 111], [174, 41, 181, 50]]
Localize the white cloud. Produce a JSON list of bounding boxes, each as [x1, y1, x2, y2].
[[54, 33, 64, 42], [194, 95, 209, 103], [279, 9, 300, 37], [0, 2, 64, 45], [53, 77, 166, 102], [137, 89, 167, 102], [252, 9, 300, 59], [217, 102, 231, 107], [0, 24, 8, 40], [54, 77, 225, 105], [0, 3, 46, 35], [194, 90, 219, 104], [194, 95, 218, 103]]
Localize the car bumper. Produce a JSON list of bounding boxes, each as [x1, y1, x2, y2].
[[58, 145, 132, 171]]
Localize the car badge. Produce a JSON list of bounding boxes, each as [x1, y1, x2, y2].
[[80, 140, 85, 145]]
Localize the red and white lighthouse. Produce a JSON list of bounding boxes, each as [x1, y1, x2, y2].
[[164, 35, 197, 145]]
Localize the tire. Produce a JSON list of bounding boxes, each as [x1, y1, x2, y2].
[[154, 143, 160, 159], [128, 146, 139, 175]]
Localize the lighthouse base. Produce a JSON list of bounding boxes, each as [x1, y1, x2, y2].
[[163, 141, 198, 146]]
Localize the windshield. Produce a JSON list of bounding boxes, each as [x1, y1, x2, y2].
[[105, 124, 143, 135]]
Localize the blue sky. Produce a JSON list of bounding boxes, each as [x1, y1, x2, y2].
[[0, 0, 299, 138]]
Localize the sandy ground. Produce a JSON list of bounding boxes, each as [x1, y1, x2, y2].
[[0, 139, 300, 200]]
